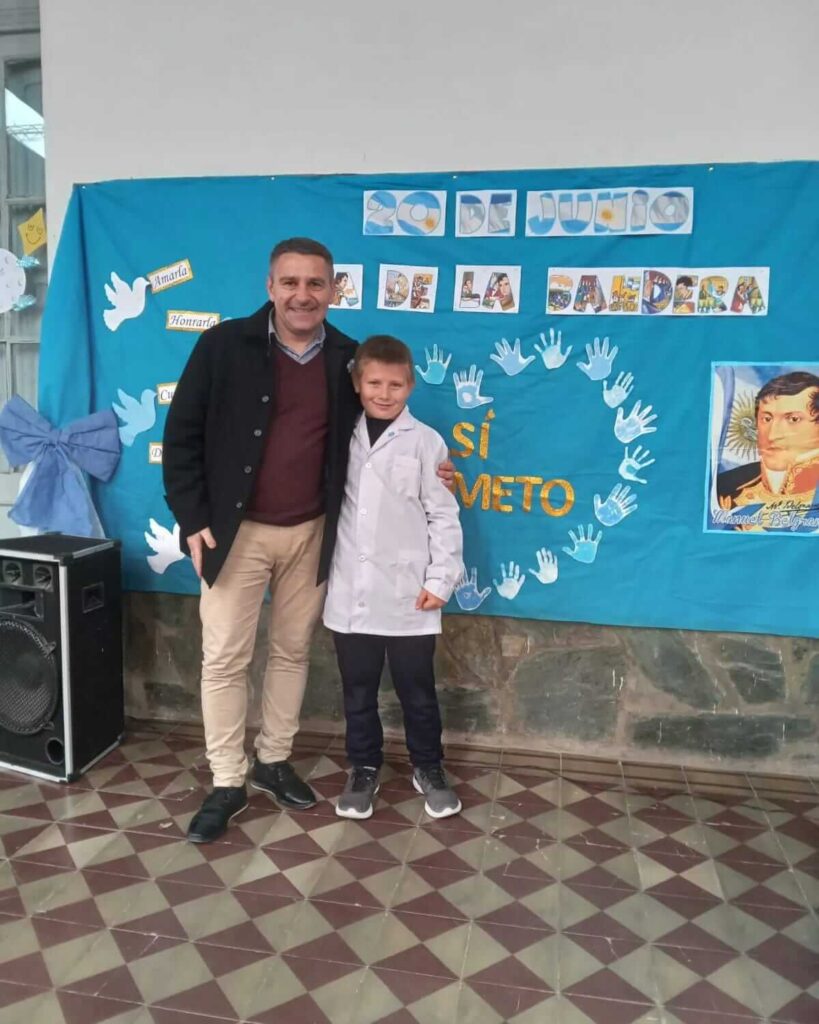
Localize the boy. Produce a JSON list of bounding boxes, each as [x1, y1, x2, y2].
[[323, 335, 464, 819]]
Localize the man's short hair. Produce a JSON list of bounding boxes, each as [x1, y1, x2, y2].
[[353, 335, 415, 383], [756, 371, 819, 422], [269, 237, 334, 278]]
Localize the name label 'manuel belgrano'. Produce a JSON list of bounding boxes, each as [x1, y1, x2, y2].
[[148, 258, 193, 293], [166, 310, 221, 332]]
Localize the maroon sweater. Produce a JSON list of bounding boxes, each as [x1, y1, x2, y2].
[[246, 348, 328, 525]]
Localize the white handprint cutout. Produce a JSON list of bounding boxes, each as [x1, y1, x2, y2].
[[594, 484, 638, 526], [619, 445, 655, 484], [614, 401, 658, 443], [112, 388, 156, 447], [602, 372, 634, 409], [145, 519, 186, 575], [563, 525, 602, 564], [534, 328, 572, 370], [528, 548, 558, 584], [493, 561, 525, 600], [489, 337, 535, 376], [453, 365, 494, 409], [103, 272, 149, 332], [577, 336, 619, 381], [415, 345, 452, 385]]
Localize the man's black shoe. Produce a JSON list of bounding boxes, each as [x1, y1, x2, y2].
[[250, 760, 317, 809], [187, 786, 248, 844]]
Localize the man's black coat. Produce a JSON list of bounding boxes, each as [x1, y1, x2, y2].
[[162, 302, 359, 586]]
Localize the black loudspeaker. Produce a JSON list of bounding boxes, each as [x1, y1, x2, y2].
[[0, 535, 123, 781]]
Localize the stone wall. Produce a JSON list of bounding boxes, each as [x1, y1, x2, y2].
[[126, 592, 819, 775]]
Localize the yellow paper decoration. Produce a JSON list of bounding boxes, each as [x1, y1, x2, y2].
[[18, 208, 46, 256]]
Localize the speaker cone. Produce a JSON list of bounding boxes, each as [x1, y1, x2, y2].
[[0, 618, 58, 734]]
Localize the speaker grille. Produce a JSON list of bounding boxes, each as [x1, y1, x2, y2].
[[0, 618, 59, 735]]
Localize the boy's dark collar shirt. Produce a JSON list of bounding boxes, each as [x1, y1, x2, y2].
[[365, 415, 395, 447]]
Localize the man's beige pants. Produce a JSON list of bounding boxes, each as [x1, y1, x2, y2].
[[199, 517, 326, 788]]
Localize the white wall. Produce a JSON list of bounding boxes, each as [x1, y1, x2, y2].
[[41, 0, 819, 251]]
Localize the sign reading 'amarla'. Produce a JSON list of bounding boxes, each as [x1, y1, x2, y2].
[[148, 259, 193, 293]]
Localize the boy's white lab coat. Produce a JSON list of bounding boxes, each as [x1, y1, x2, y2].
[[323, 406, 463, 636]]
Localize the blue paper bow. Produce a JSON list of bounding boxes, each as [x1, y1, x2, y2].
[[0, 395, 121, 537]]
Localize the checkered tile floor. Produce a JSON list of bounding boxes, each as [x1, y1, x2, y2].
[[0, 723, 816, 1023]]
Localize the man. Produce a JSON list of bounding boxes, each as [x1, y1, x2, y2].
[[496, 272, 515, 311], [163, 238, 452, 843], [717, 370, 819, 527]]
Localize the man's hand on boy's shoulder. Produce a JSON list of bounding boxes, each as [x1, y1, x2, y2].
[[416, 588, 446, 611], [436, 457, 455, 491]]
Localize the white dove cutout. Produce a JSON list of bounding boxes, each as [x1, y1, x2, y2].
[[112, 387, 156, 447], [145, 519, 186, 575], [103, 272, 149, 332]]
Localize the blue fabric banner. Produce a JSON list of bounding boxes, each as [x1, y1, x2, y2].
[[38, 162, 819, 637]]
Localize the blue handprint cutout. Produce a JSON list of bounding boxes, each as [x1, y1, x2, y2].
[[594, 483, 638, 526], [415, 345, 452, 385], [619, 445, 655, 484], [563, 524, 602, 564], [489, 337, 534, 377], [614, 401, 658, 443], [453, 365, 494, 409], [577, 336, 619, 381], [112, 387, 156, 447], [454, 567, 491, 611]]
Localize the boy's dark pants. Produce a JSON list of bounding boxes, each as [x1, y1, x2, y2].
[[332, 632, 444, 769]]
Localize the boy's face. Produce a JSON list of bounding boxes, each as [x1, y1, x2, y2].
[[354, 359, 414, 419]]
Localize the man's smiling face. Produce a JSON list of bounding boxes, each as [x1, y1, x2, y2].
[[267, 253, 333, 343]]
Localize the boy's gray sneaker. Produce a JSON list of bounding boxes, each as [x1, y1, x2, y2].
[[336, 766, 380, 819], [412, 766, 462, 819]]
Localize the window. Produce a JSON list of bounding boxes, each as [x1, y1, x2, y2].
[[0, 13, 44, 526]]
